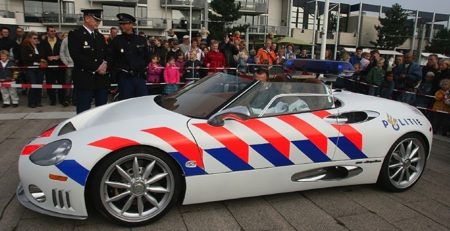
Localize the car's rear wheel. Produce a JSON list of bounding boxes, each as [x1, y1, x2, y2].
[[377, 134, 427, 191], [90, 147, 182, 226]]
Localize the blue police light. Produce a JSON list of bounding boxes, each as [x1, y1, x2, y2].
[[284, 59, 354, 77]]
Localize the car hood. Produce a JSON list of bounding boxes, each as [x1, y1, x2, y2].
[[66, 95, 189, 131]]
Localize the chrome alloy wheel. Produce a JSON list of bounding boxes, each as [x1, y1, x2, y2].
[[100, 154, 175, 223], [387, 138, 426, 189]]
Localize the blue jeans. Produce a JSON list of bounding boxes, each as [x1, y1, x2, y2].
[[25, 69, 44, 107]]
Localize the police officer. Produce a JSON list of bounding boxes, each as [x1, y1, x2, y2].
[[110, 13, 149, 100], [68, 9, 110, 114]]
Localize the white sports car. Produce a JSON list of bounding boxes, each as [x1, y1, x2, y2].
[[17, 60, 432, 226]]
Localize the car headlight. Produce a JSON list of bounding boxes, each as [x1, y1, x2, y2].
[[29, 139, 72, 166]]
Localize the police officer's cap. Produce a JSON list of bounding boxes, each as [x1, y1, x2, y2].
[[81, 9, 103, 21], [117, 13, 136, 24]]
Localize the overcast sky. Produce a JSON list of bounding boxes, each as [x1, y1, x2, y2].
[[331, 0, 450, 15]]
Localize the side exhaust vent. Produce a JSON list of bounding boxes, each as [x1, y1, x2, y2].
[[291, 166, 362, 182]]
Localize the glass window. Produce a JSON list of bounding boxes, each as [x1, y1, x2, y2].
[[157, 72, 254, 118], [24, 1, 42, 22], [137, 6, 147, 18], [63, 1, 75, 14], [227, 79, 334, 117], [103, 5, 134, 18], [42, 0, 59, 14]]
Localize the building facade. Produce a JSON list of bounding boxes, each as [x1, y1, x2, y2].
[[1, 0, 449, 52]]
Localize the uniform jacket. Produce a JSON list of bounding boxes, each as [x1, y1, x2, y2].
[[68, 26, 110, 90], [110, 33, 149, 74]]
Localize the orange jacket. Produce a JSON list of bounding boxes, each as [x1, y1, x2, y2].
[[256, 48, 277, 65]]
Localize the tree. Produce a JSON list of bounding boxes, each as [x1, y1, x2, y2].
[[371, 4, 411, 50], [208, 0, 242, 40], [426, 28, 450, 55]]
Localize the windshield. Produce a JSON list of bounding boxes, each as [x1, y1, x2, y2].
[[158, 72, 254, 118], [227, 78, 335, 117]]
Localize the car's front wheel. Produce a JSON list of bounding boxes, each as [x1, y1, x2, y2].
[[377, 134, 427, 192], [90, 147, 182, 226]]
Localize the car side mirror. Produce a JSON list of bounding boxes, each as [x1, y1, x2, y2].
[[207, 106, 250, 127]]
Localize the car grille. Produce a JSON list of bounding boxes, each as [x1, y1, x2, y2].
[[52, 189, 72, 209]]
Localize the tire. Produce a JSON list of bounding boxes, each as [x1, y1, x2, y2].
[[377, 134, 427, 192], [90, 147, 182, 226]]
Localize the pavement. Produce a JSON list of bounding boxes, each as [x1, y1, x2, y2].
[[0, 102, 449, 231]]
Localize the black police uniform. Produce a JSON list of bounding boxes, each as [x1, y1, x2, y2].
[[68, 9, 110, 114], [111, 13, 150, 100]]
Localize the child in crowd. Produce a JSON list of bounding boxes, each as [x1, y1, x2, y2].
[[431, 79, 450, 135], [164, 57, 180, 95], [175, 52, 185, 79], [380, 71, 395, 99], [0, 50, 19, 107], [237, 52, 249, 73], [147, 55, 162, 83], [367, 58, 385, 96], [416, 72, 435, 108], [183, 50, 202, 80], [360, 52, 371, 71]]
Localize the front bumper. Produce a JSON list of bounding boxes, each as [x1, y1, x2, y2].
[[16, 183, 87, 220]]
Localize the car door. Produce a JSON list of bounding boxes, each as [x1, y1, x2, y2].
[[187, 81, 341, 174]]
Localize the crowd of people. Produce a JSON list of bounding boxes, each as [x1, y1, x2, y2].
[[0, 10, 449, 134], [337, 47, 450, 136]]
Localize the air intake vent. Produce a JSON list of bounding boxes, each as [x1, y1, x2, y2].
[[52, 189, 72, 209]]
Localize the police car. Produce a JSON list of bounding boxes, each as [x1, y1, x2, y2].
[[17, 60, 432, 226]]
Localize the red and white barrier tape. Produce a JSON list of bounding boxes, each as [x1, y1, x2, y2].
[[337, 76, 436, 99], [336, 77, 450, 115]]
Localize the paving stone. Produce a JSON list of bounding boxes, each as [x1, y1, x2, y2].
[[0, 164, 19, 217], [224, 196, 296, 231], [181, 202, 241, 231], [0, 120, 23, 142], [15, 216, 75, 231], [406, 200, 450, 229], [24, 112, 75, 120], [0, 197, 25, 231], [0, 138, 29, 178], [9, 119, 59, 139], [266, 192, 347, 231], [396, 216, 448, 231], [337, 212, 398, 231], [345, 187, 419, 223], [412, 178, 450, 207], [303, 187, 368, 218], [133, 207, 187, 231]]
